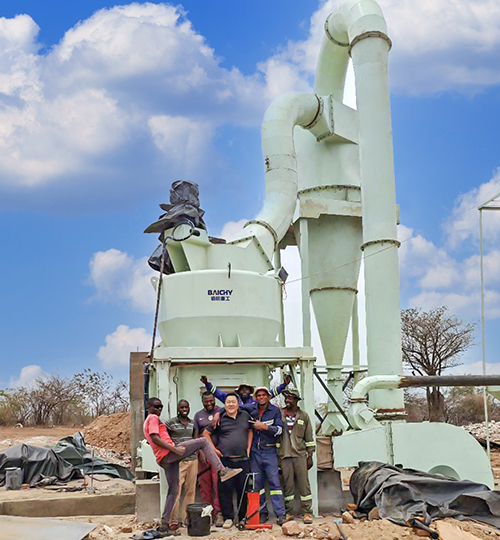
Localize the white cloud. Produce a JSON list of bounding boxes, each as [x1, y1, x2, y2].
[[97, 325, 151, 367], [260, 0, 500, 98], [8, 365, 43, 388], [382, 0, 500, 93], [219, 219, 248, 241], [88, 248, 156, 313], [148, 115, 214, 176], [397, 171, 500, 321], [444, 169, 500, 249], [0, 4, 273, 201], [0, 0, 496, 206]]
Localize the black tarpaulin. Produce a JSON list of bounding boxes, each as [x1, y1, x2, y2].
[[350, 461, 500, 527], [144, 180, 206, 236], [52, 432, 134, 481], [0, 444, 83, 487], [145, 180, 206, 275]]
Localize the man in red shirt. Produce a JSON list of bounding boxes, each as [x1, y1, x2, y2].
[[143, 397, 242, 534]]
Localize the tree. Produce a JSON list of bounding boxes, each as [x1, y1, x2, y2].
[[401, 306, 476, 422], [26, 374, 77, 425], [72, 369, 114, 417]]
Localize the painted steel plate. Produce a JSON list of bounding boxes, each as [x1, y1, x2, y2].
[[0, 516, 95, 540]]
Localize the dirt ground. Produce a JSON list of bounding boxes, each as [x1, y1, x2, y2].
[[3, 426, 500, 539], [0, 476, 134, 502], [61, 514, 500, 540], [0, 426, 77, 449]]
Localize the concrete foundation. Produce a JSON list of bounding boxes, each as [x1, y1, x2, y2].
[[318, 470, 352, 514], [136, 480, 160, 522], [0, 493, 134, 517]]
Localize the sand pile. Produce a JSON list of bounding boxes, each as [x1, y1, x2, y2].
[[84, 412, 131, 454]]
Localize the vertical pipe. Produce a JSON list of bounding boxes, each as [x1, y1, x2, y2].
[[300, 219, 312, 348], [351, 36, 404, 413], [352, 294, 360, 385], [275, 248, 286, 347], [479, 209, 491, 458]]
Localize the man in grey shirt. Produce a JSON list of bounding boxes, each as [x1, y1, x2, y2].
[[165, 400, 197, 529]]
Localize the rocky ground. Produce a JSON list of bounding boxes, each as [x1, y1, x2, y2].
[[60, 514, 500, 540]]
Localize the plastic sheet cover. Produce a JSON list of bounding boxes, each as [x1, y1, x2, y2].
[[0, 444, 83, 487], [144, 180, 206, 236], [52, 432, 134, 481], [0, 432, 134, 487], [350, 461, 500, 527], [145, 180, 206, 275]]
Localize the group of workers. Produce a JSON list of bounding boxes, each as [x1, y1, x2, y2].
[[143, 374, 316, 535]]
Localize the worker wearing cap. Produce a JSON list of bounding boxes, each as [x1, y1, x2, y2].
[[245, 386, 286, 525], [200, 375, 292, 406], [279, 389, 315, 524]]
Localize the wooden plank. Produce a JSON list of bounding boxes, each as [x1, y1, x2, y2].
[[130, 351, 148, 474]]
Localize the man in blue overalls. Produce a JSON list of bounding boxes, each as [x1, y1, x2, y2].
[[245, 387, 286, 525], [200, 375, 291, 406]]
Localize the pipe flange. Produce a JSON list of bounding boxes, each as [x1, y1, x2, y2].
[[350, 397, 368, 403], [324, 15, 349, 47], [303, 95, 324, 130], [244, 219, 279, 251], [374, 409, 407, 420], [349, 31, 392, 56], [310, 286, 358, 294], [298, 184, 361, 196], [360, 238, 401, 251]]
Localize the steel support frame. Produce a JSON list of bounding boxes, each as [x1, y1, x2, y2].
[[298, 357, 318, 517], [478, 191, 500, 459]]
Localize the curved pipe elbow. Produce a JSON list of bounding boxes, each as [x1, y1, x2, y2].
[[326, 0, 387, 44], [351, 375, 401, 401], [316, 0, 388, 99], [349, 375, 401, 430], [233, 92, 322, 260]]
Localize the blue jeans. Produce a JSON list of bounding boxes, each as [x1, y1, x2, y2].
[[250, 451, 285, 519]]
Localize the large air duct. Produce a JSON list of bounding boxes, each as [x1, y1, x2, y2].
[[229, 92, 324, 262]]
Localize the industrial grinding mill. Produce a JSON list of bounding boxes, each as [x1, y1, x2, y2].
[[134, 0, 494, 518]]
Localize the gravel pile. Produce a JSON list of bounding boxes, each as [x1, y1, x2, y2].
[[88, 444, 131, 468], [463, 421, 500, 442]]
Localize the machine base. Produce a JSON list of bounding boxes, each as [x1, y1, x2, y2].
[[332, 421, 494, 488]]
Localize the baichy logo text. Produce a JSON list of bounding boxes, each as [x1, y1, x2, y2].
[[208, 290, 233, 302]]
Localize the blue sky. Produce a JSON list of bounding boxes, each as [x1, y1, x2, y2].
[[1, 0, 500, 388]]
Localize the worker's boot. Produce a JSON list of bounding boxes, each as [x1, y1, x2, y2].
[[220, 468, 243, 482], [303, 514, 313, 524]]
